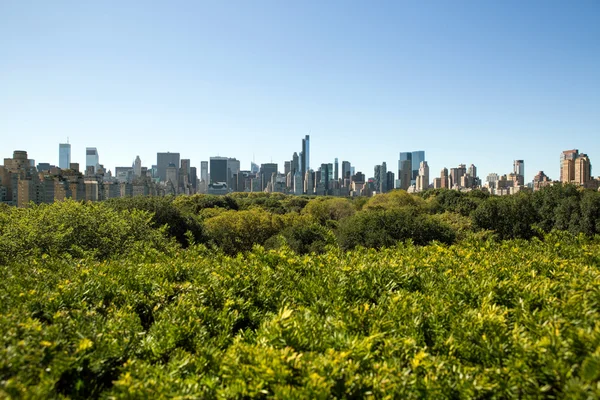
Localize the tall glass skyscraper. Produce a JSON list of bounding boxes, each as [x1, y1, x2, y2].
[[411, 151, 425, 184], [86, 147, 99, 173], [59, 143, 71, 169]]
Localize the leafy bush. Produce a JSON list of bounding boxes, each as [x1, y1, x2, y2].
[[302, 197, 355, 224], [2, 235, 600, 397], [203, 208, 284, 254], [269, 219, 336, 254], [337, 208, 456, 250], [0, 200, 173, 264], [105, 196, 204, 246], [471, 192, 539, 240]]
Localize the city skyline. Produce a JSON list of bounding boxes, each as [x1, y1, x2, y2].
[[0, 137, 596, 187], [1, 1, 599, 181]]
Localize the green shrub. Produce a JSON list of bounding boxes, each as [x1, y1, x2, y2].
[[105, 196, 204, 246], [337, 208, 456, 250]]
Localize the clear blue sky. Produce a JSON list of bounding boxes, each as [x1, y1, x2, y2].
[[1, 0, 599, 183]]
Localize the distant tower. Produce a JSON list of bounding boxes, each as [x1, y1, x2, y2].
[[134, 156, 142, 176], [304, 169, 314, 195], [411, 151, 425, 185], [293, 171, 303, 195], [560, 149, 579, 183], [574, 154, 592, 185], [200, 161, 209, 182], [302, 135, 310, 173], [59, 142, 71, 170], [513, 160, 524, 178], [416, 161, 430, 192], [86, 147, 99, 173], [334, 158, 339, 181], [292, 152, 299, 175], [440, 168, 449, 189]]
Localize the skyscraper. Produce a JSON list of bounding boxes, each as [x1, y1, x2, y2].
[[227, 158, 240, 188], [560, 149, 579, 183], [341, 161, 351, 182], [411, 151, 425, 184], [157, 152, 180, 183], [200, 161, 209, 183], [334, 158, 339, 181], [416, 161, 429, 192], [260, 163, 278, 191], [59, 143, 71, 170], [86, 147, 99, 173], [301, 135, 310, 174], [398, 152, 412, 189], [134, 156, 142, 176], [292, 152, 299, 175], [574, 154, 592, 185], [513, 160, 524, 177], [210, 157, 228, 184]]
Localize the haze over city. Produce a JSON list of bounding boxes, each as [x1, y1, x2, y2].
[[1, 0, 599, 182]]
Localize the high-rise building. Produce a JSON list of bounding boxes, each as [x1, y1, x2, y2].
[[560, 149, 579, 183], [386, 171, 395, 193], [411, 151, 425, 184], [190, 167, 198, 192], [301, 135, 310, 173], [574, 154, 592, 185], [513, 160, 524, 178], [292, 152, 299, 175], [416, 161, 429, 192], [334, 158, 339, 181], [293, 171, 303, 195], [200, 161, 209, 183], [260, 163, 278, 191], [210, 157, 228, 184], [304, 170, 314, 195], [533, 171, 551, 191], [227, 158, 240, 188], [59, 143, 71, 170], [86, 147, 99, 173], [449, 164, 467, 188], [398, 152, 412, 189], [157, 152, 180, 183], [341, 161, 351, 182], [134, 156, 142, 176], [398, 160, 411, 190], [440, 168, 449, 189]]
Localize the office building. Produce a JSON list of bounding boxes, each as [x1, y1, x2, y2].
[[200, 161, 208, 183], [134, 156, 142, 176], [86, 148, 99, 173], [301, 135, 310, 173], [398, 152, 412, 189], [416, 161, 429, 192], [210, 157, 228, 184], [575, 154, 592, 185], [157, 152, 180, 183], [260, 163, 278, 191], [59, 143, 71, 170], [227, 158, 240, 188], [411, 151, 425, 184], [560, 149, 579, 183]]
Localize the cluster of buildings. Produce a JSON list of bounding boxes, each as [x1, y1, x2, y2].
[[0, 137, 598, 207]]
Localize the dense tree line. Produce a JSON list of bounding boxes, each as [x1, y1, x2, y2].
[[2, 185, 600, 262]]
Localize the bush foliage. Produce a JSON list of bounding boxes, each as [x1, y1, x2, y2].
[[2, 233, 600, 397], [2, 185, 600, 397]]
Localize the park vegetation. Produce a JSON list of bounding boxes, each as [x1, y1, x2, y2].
[[1, 185, 600, 398]]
